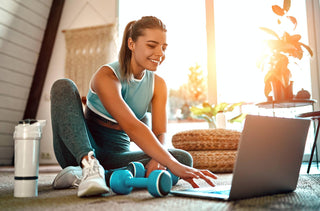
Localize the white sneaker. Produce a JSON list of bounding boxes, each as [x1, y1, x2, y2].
[[52, 166, 82, 189], [77, 151, 109, 197]]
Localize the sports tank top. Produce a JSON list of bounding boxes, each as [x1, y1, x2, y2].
[[86, 61, 154, 123]]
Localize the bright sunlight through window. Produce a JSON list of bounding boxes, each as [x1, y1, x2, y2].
[[214, 0, 311, 103], [119, 0, 312, 106]]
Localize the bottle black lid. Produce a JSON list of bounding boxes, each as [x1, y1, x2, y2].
[[19, 119, 38, 124]]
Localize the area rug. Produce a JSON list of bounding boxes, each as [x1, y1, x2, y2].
[[0, 171, 319, 211]]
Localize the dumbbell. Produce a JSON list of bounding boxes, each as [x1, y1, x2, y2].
[[133, 164, 179, 186], [105, 162, 145, 187], [109, 169, 172, 197], [167, 169, 179, 186], [106, 162, 179, 186], [135, 166, 179, 186], [128, 163, 179, 186]]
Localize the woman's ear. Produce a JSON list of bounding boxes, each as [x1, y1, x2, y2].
[[128, 37, 135, 51]]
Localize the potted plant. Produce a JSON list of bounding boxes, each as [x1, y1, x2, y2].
[[257, 0, 313, 101], [190, 102, 246, 129]]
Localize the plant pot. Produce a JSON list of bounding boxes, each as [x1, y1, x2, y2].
[[271, 80, 293, 101], [271, 80, 285, 101]]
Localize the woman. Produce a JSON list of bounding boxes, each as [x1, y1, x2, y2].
[[51, 16, 217, 197]]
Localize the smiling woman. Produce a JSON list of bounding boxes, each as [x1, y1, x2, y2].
[[118, 0, 207, 91]]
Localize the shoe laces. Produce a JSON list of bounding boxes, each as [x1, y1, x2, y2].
[[82, 151, 103, 180]]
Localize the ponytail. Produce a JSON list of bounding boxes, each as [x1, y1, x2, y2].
[[119, 21, 136, 81]]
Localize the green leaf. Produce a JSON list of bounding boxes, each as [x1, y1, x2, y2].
[[259, 27, 280, 40], [218, 103, 229, 112], [272, 5, 285, 16], [289, 45, 303, 59], [211, 104, 220, 116], [267, 40, 296, 54], [190, 106, 205, 116], [202, 102, 211, 108], [228, 113, 247, 123], [300, 42, 313, 57], [277, 19, 281, 25], [287, 16, 297, 30], [283, 0, 291, 12], [226, 102, 243, 112], [288, 34, 301, 43]]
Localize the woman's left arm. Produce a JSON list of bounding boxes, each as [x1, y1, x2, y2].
[[145, 74, 168, 176]]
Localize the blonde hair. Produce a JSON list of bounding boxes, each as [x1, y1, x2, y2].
[[118, 16, 167, 81]]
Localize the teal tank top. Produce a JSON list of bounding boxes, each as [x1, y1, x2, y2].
[[86, 61, 154, 123]]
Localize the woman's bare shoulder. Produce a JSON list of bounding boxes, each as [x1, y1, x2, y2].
[[92, 65, 120, 92]]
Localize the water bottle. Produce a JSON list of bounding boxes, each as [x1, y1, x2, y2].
[[13, 119, 46, 197]]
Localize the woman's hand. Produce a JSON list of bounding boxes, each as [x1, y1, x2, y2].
[[145, 159, 166, 177], [169, 163, 218, 188]]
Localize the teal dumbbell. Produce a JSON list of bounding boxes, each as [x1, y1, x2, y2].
[[167, 169, 179, 186], [129, 163, 179, 186], [125, 162, 145, 177], [109, 169, 172, 197], [105, 162, 145, 187]]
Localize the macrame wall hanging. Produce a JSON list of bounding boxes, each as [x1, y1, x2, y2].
[[63, 24, 117, 98]]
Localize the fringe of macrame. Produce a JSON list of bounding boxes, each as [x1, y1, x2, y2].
[[64, 24, 117, 97]]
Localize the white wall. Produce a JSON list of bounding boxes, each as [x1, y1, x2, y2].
[[0, 0, 53, 165], [36, 0, 118, 164]]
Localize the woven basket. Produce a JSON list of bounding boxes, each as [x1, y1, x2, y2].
[[172, 129, 241, 151], [189, 150, 237, 173]]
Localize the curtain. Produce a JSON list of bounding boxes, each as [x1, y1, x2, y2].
[[64, 24, 117, 97]]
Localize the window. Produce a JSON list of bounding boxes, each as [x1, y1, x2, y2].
[[213, 0, 312, 103], [212, 0, 318, 161], [118, 0, 207, 120]]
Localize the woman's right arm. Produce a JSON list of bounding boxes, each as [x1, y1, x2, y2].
[[91, 66, 178, 168], [91, 66, 217, 187]]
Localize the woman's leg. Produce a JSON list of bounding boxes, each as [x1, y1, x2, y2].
[[101, 148, 193, 170], [50, 79, 94, 168]]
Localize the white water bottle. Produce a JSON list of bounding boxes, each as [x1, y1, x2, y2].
[[13, 119, 46, 197]]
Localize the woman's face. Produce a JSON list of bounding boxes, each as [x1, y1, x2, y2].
[[129, 28, 167, 74]]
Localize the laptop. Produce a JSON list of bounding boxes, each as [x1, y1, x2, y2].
[[170, 114, 311, 200]]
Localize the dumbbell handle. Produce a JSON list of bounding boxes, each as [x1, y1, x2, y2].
[[105, 162, 145, 187], [125, 177, 148, 188]]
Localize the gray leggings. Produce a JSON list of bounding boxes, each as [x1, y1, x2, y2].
[[50, 79, 192, 171]]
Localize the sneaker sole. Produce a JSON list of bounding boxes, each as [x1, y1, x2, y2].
[[78, 180, 109, 197]]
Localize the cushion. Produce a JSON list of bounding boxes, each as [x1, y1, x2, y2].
[[172, 129, 241, 151], [189, 150, 237, 173]]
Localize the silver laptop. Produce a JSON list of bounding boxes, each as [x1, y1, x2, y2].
[[170, 114, 311, 200]]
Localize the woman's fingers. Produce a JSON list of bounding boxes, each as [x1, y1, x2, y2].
[[184, 178, 200, 188], [199, 172, 216, 187], [182, 169, 218, 188], [201, 170, 218, 179]]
